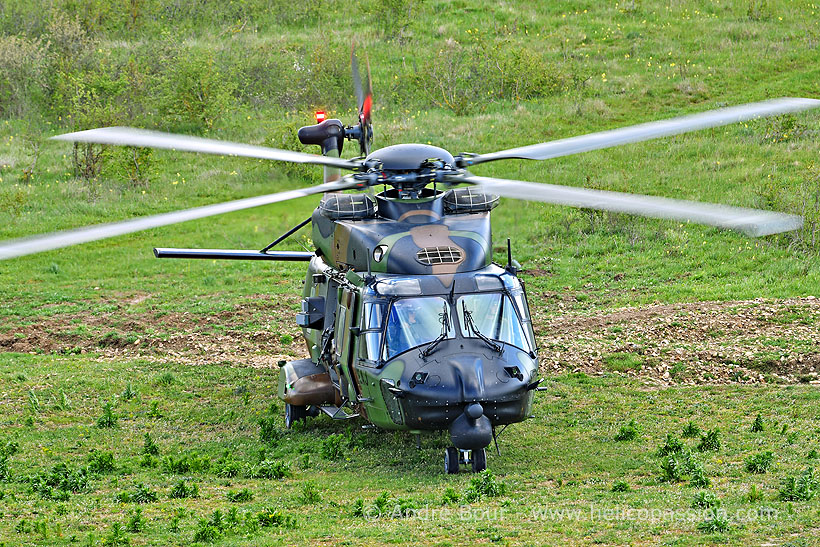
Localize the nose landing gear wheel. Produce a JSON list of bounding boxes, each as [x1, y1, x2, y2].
[[471, 448, 487, 472], [284, 403, 307, 429], [445, 447, 459, 474]]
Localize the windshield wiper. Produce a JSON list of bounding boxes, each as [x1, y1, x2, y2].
[[461, 301, 503, 353], [420, 303, 450, 358]]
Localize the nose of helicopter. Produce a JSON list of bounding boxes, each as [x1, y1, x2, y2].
[[389, 340, 538, 447]]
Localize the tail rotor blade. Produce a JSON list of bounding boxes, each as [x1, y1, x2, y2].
[[446, 173, 803, 237]]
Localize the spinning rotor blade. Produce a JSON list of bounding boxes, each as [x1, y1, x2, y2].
[[0, 177, 362, 260], [51, 127, 362, 170], [351, 45, 374, 156], [469, 98, 820, 165], [448, 173, 802, 237]]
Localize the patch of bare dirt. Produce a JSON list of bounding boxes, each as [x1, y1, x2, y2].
[[3, 295, 819, 386], [535, 296, 820, 385]]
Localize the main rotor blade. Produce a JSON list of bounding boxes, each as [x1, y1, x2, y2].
[[468, 98, 820, 165], [51, 127, 362, 170], [448, 173, 802, 237], [0, 178, 361, 260]]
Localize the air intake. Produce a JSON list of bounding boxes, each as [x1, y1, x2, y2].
[[318, 194, 376, 220], [416, 246, 463, 265], [442, 187, 499, 214]]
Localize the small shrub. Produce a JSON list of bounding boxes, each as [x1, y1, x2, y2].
[[692, 491, 720, 509], [147, 402, 163, 418], [121, 384, 137, 401], [321, 433, 346, 460], [441, 486, 460, 504], [351, 498, 365, 516], [299, 481, 321, 505], [614, 419, 639, 441], [748, 484, 765, 502], [259, 415, 284, 446], [87, 451, 116, 474], [250, 459, 291, 480], [97, 402, 118, 429], [27, 389, 40, 414], [463, 470, 507, 502], [117, 483, 157, 504], [192, 519, 221, 543], [697, 428, 721, 452], [778, 467, 817, 501], [226, 488, 253, 503], [697, 509, 730, 533], [214, 452, 241, 478], [169, 480, 199, 499], [689, 463, 711, 488], [156, 372, 176, 386], [256, 508, 296, 528], [139, 454, 158, 468], [1, 440, 20, 458], [682, 421, 701, 438], [0, 457, 11, 483], [659, 455, 685, 483], [751, 413, 765, 432], [143, 433, 159, 456], [611, 480, 629, 492], [657, 434, 686, 457], [808, 449, 818, 460], [745, 451, 775, 474], [126, 508, 146, 533], [29, 463, 89, 499], [103, 522, 130, 546]]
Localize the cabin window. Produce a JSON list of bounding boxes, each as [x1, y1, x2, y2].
[[457, 292, 532, 353], [360, 301, 388, 362], [383, 297, 454, 360]]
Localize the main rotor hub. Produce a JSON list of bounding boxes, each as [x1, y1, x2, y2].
[[363, 144, 457, 198]]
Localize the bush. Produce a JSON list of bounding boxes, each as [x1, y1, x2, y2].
[[29, 462, 89, 500], [97, 402, 118, 429], [126, 508, 146, 533], [463, 470, 507, 502], [611, 480, 630, 492], [745, 451, 775, 474], [751, 413, 765, 433], [169, 479, 199, 499], [87, 450, 116, 474], [682, 421, 701, 438], [143, 433, 159, 457], [256, 508, 296, 528], [614, 419, 639, 442], [697, 428, 721, 452], [778, 467, 817, 501], [259, 413, 284, 446], [298, 481, 321, 505], [116, 483, 158, 504], [692, 491, 720, 508], [659, 455, 685, 483], [249, 459, 290, 480], [0, 34, 50, 118], [657, 434, 686, 457], [226, 488, 254, 503], [321, 433, 346, 460], [697, 509, 730, 533]]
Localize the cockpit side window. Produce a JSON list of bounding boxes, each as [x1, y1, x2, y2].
[[360, 300, 388, 363]]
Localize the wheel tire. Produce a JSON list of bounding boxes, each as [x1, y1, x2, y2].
[[471, 448, 487, 473], [445, 447, 460, 474], [284, 403, 306, 429]]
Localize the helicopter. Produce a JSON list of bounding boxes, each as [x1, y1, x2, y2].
[[1, 48, 818, 473]]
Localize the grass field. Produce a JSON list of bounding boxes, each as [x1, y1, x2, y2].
[[2, 1, 820, 545]]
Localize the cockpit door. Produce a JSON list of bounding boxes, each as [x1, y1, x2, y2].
[[334, 288, 361, 400]]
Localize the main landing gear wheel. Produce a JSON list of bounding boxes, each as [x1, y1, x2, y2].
[[445, 447, 459, 474], [471, 448, 487, 472], [284, 403, 307, 429]]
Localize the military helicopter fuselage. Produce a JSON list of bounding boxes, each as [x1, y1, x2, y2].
[[277, 166, 539, 459]]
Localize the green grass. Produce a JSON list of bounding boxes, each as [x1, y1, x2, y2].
[[2, 0, 820, 544], [2, 354, 820, 544]]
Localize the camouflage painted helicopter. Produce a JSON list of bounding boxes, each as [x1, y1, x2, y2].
[[1, 50, 818, 473]]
